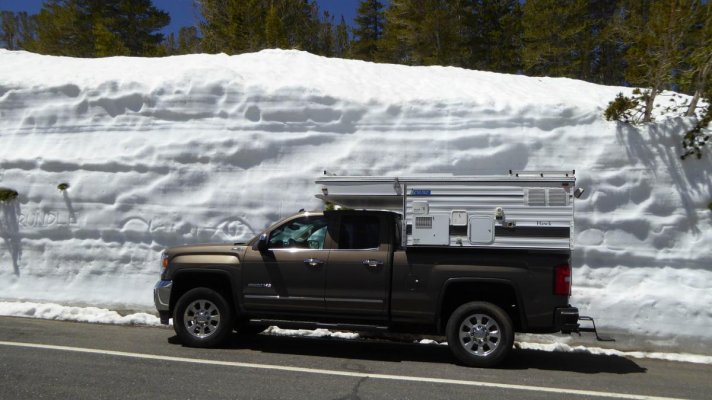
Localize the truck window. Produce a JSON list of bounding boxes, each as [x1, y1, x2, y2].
[[338, 216, 380, 249], [268, 216, 328, 249]]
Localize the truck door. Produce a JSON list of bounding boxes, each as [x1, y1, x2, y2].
[[325, 214, 390, 319], [241, 215, 330, 314]]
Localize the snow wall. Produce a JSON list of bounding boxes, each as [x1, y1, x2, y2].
[[0, 49, 710, 345]]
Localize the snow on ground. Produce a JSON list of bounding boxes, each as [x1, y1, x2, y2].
[[0, 301, 160, 325], [0, 49, 710, 352]]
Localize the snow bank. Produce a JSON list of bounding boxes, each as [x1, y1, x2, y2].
[[0, 301, 160, 325], [0, 49, 710, 348], [513, 341, 712, 365]]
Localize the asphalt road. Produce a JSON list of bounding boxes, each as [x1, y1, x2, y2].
[[0, 316, 710, 400]]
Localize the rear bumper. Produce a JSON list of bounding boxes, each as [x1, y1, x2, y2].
[[555, 306, 615, 341], [554, 306, 580, 333], [153, 280, 172, 325]]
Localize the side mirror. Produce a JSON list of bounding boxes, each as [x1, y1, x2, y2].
[[574, 187, 585, 199], [257, 233, 269, 252]]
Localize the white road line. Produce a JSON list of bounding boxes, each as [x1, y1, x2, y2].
[[0, 340, 685, 400]]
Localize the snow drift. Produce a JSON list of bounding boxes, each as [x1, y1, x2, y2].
[[0, 49, 710, 348]]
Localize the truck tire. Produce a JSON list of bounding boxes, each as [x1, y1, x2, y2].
[[173, 287, 233, 348], [446, 301, 513, 367]]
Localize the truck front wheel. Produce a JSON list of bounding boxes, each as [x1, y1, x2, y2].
[[173, 287, 233, 348], [446, 301, 513, 367]]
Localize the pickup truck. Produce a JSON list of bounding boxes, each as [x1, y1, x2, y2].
[[154, 209, 584, 367]]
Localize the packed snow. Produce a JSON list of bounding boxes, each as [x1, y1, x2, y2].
[[0, 49, 710, 354], [0, 301, 159, 325]]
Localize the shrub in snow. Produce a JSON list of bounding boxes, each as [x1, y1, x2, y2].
[[57, 183, 70, 191], [604, 91, 644, 124], [0, 188, 18, 202], [681, 105, 711, 160]]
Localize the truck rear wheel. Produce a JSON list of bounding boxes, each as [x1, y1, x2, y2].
[[446, 301, 513, 367], [173, 287, 233, 348]]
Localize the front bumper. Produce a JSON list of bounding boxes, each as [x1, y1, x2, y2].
[[153, 280, 172, 324]]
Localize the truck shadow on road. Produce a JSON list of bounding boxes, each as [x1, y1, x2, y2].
[[175, 333, 647, 374]]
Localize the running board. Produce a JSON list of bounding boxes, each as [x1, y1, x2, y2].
[[250, 319, 389, 332], [576, 316, 615, 342]]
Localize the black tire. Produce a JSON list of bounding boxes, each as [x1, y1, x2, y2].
[[446, 301, 513, 367], [173, 287, 233, 348]]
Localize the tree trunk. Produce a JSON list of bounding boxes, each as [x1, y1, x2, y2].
[[643, 89, 657, 123], [686, 88, 702, 117]]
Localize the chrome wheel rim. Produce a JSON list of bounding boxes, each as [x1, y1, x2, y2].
[[458, 313, 501, 357], [183, 300, 221, 339]]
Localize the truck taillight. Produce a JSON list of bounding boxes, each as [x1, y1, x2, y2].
[[554, 264, 571, 296]]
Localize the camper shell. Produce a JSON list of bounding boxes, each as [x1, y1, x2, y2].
[[317, 170, 578, 251]]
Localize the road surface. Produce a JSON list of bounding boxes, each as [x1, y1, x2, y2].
[[0, 316, 709, 400]]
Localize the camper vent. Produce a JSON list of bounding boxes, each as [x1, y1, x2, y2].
[[415, 216, 433, 229], [526, 188, 568, 206], [527, 189, 547, 206], [548, 189, 567, 206]]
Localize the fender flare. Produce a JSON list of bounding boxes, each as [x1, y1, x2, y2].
[[435, 277, 527, 332]]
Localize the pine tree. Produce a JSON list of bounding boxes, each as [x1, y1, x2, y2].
[[1, 11, 18, 50], [614, 0, 700, 122], [317, 10, 335, 56], [15, 11, 38, 50], [198, 0, 322, 54], [682, 2, 711, 116], [587, 0, 626, 85], [177, 27, 202, 54], [265, 3, 287, 48], [379, 0, 465, 66], [26, 0, 95, 57], [352, 0, 385, 61], [522, 0, 590, 78], [198, 0, 264, 53], [108, 0, 170, 56], [163, 26, 202, 55], [26, 0, 169, 57], [377, 0, 411, 63], [463, 0, 523, 73], [334, 16, 350, 58], [93, 20, 129, 56]]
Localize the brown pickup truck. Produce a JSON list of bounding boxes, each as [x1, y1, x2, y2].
[[154, 208, 595, 367]]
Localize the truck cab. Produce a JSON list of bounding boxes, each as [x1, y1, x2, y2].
[[241, 210, 396, 321]]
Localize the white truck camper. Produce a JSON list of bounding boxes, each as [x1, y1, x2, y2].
[[316, 170, 585, 251]]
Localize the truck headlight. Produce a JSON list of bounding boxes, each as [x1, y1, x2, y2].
[[161, 252, 169, 272]]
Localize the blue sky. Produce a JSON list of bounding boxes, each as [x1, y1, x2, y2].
[[0, 0, 363, 35]]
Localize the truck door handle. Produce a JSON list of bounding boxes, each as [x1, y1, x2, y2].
[[362, 259, 384, 268], [304, 258, 324, 268]]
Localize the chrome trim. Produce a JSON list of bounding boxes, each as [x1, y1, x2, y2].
[[269, 248, 329, 253], [329, 248, 380, 252], [153, 280, 172, 311], [243, 295, 323, 302], [325, 298, 383, 304]]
